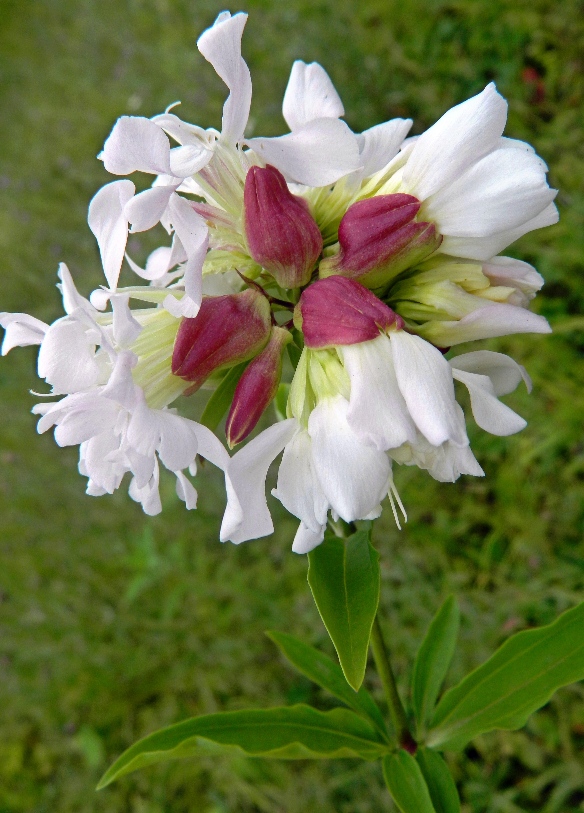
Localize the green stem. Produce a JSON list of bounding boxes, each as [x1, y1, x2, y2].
[[370, 616, 417, 754]]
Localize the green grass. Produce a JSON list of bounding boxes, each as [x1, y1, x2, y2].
[[0, 0, 583, 810]]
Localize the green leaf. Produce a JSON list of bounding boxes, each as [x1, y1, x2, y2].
[[383, 750, 437, 813], [416, 749, 460, 813], [412, 596, 460, 733], [97, 705, 388, 788], [307, 530, 380, 691], [427, 601, 584, 751], [199, 362, 247, 431], [267, 631, 388, 738]]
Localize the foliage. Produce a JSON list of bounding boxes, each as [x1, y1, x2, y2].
[[1, 0, 583, 811]]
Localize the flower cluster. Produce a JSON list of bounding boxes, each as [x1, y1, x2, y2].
[[1, 11, 556, 552]]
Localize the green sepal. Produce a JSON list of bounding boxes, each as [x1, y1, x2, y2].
[[200, 362, 248, 431], [383, 750, 437, 813], [307, 529, 380, 691], [416, 749, 460, 813], [267, 631, 388, 739], [427, 600, 584, 751], [97, 705, 389, 789], [412, 596, 460, 734]]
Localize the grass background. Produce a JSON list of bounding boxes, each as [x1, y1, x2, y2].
[[1, 0, 583, 810]]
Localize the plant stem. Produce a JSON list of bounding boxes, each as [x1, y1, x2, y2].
[[370, 616, 417, 754]]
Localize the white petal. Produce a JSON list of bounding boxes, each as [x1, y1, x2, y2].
[[129, 460, 162, 516], [88, 180, 135, 290], [357, 119, 413, 177], [101, 116, 172, 176], [419, 303, 551, 346], [156, 412, 200, 472], [124, 185, 177, 233], [163, 194, 208, 318], [81, 430, 126, 493], [308, 395, 390, 522], [0, 312, 48, 354], [38, 319, 101, 393], [175, 470, 198, 509], [125, 246, 174, 282], [57, 263, 96, 316], [390, 331, 466, 446], [247, 118, 361, 186], [169, 144, 213, 176], [403, 83, 508, 199], [481, 256, 543, 297], [189, 422, 230, 472], [282, 61, 344, 131], [101, 351, 140, 410], [340, 336, 417, 450], [292, 521, 325, 554], [439, 202, 559, 260], [152, 112, 210, 146], [450, 350, 531, 395], [220, 419, 298, 544], [111, 294, 142, 346], [452, 368, 527, 435], [272, 429, 329, 534], [197, 12, 252, 144], [423, 146, 557, 237]]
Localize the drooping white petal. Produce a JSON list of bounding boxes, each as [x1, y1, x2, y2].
[[163, 194, 208, 318], [124, 184, 178, 233], [175, 470, 198, 509], [308, 395, 390, 522], [390, 330, 467, 447], [418, 303, 551, 346], [129, 459, 162, 516], [402, 83, 508, 199], [101, 116, 173, 176], [292, 521, 326, 554], [155, 411, 201, 472], [38, 319, 101, 393], [450, 350, 531, 395], [481, 256, 543, 298], [282, 61, 345, 131], [0, 312, 48, 354], [125, 246, 174, 282], [35, 392, 120, 446], [197, 11, 252, 144], [272, 428, 329, 535], [152, 112, 211, 146], [57, 263, 96, 317], [111, 294, 142, 346], [340, 336, 417, 451], [88, 180, 135, 290], [81, 429, 127, 493], [452, 368, 527, 435], [423, 145, 557, 237], [357, 118, 413, 178], [220, 419, 298, 544], [440, 201, 559, 260], [247, 118, 361, 186]]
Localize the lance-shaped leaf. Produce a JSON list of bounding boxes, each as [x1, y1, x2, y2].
[[427, 600, 584, 751], [416, 749, 461, 813], [200, 362, 248, 431], [97, 705, 388, 788], [307, 529, 380, 691], [267, 631, 388, 738], [383, 750, 437, 813], [412, 596, 460, 733]]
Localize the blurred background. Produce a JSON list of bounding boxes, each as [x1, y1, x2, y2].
[[0, 0, 583, 810]]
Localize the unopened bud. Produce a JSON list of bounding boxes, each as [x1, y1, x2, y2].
[[172, 289, 272, 391], [226, 327, 292, 447], [319, 194, 442, 289], [295, 276, 403, 349], [244, 164, 323, 288]]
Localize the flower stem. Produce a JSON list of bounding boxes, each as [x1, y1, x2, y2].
[[370, 616, 417, 754]]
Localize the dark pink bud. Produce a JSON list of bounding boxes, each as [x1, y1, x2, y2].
[[244, 164, 323, 288], [226, 327, 292, 447], [172, 289, 272, 392], [294, 276, 403, 349], [319, 194, 442, 289]]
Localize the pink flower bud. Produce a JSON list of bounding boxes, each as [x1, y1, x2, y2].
[[172, 289, 272, 392], [319, 194, 442, 289], [244, 164, 323, 288], [226, 327, 292, 447], [295, 276, 403, 349]]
